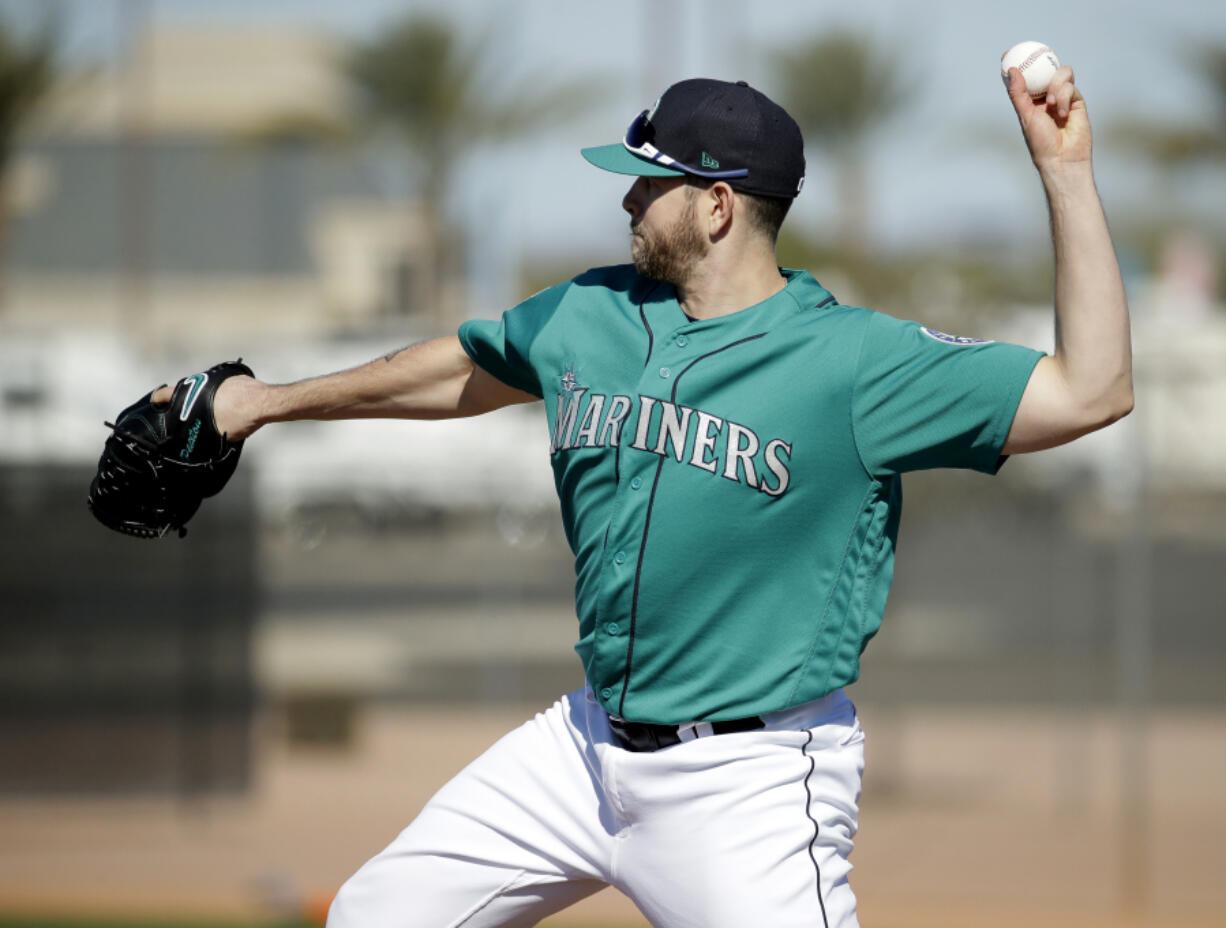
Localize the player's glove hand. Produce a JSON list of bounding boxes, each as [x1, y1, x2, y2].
[[88, 359, 254, 539]]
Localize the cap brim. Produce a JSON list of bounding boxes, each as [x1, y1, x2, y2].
[[581, 143, 685, 178]]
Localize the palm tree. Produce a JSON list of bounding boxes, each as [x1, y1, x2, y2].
[[1105, 42, 1226, 268], [1109, 42, 1226, 180], [1204, 43, 1226, 130], [343, 13, 598, 324], [772, 31, 913, 257], [0, 12, 56, 269]]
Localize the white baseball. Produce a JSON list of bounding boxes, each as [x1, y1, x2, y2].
[[1000, 41, 1060, 97]]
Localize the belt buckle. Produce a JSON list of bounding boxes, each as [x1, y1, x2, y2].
[[676, 721, 715, 743]]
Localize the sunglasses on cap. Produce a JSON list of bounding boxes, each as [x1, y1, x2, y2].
[[622, 110, 750, 181]]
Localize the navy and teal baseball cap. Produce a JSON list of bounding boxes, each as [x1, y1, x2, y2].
[[581, 78, 806, 199]]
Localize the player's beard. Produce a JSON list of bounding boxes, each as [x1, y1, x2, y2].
[[630, 192, 707, 287]]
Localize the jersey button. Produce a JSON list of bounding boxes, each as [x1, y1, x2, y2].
[[606, 622, 620, 635], [613, 551, 627, 565], [600, 687, 613, 700], [659, 366, 671, 379], [629, 476, 642, 490], [676, 335, 689, 348]]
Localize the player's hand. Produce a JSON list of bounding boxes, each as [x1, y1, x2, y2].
[[1005, 65, 1091, 170], [151, 372, 263, 440]]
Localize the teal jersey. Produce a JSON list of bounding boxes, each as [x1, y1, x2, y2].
[[459, 266, 1043, 724]]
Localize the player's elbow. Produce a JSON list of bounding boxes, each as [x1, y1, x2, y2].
[[1101, 375, 1134, 425], [1112, 381, 1135, 422], [1080, 375, 1134, 434]]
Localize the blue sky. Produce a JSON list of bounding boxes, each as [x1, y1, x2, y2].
[[6, 0, 1226, 267]]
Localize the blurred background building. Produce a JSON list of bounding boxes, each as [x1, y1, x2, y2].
[[0, 1, 1224, 927]]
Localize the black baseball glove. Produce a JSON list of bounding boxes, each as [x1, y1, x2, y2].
[[88, 360, 254, 539]]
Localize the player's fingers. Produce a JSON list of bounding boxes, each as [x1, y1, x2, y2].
[[1044, 66, 1076, 118], [1004, 67, 1034, 116], [1045, 64, 1075, 91], [1047, 83, 1075, 120]]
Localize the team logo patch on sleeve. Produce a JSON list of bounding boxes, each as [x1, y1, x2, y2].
[[920, 327, 993, 346]]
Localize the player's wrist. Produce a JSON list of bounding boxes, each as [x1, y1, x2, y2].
[[214, 375, 266, 440], [1037, 159, 1097, 203]]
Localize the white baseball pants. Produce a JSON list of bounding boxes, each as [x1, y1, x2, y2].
[[327, 687, 864, 928]]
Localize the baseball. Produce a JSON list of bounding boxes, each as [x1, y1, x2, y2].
[[1001, 41, 1060, 97]]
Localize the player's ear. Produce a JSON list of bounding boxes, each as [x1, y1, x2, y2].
[[707, 181, 735, 239]]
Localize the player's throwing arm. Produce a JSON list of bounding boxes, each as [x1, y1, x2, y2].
[[1000, 45, 1133, 455]]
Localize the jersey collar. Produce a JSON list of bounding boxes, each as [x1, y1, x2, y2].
[[652, 268, 835, 334]]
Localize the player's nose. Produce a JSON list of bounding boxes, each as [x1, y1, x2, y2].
[[622, 178, 645, 219]]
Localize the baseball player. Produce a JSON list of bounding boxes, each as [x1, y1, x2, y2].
[[161, 67, 1130, 927]]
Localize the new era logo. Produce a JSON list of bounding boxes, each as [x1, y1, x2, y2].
[[701, 151, 720, 169]]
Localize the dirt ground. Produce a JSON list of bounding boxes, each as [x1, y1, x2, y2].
[[2, 703, 1223, 927]]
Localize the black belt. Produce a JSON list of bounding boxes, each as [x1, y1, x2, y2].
[[607, 714, 765, 752]]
